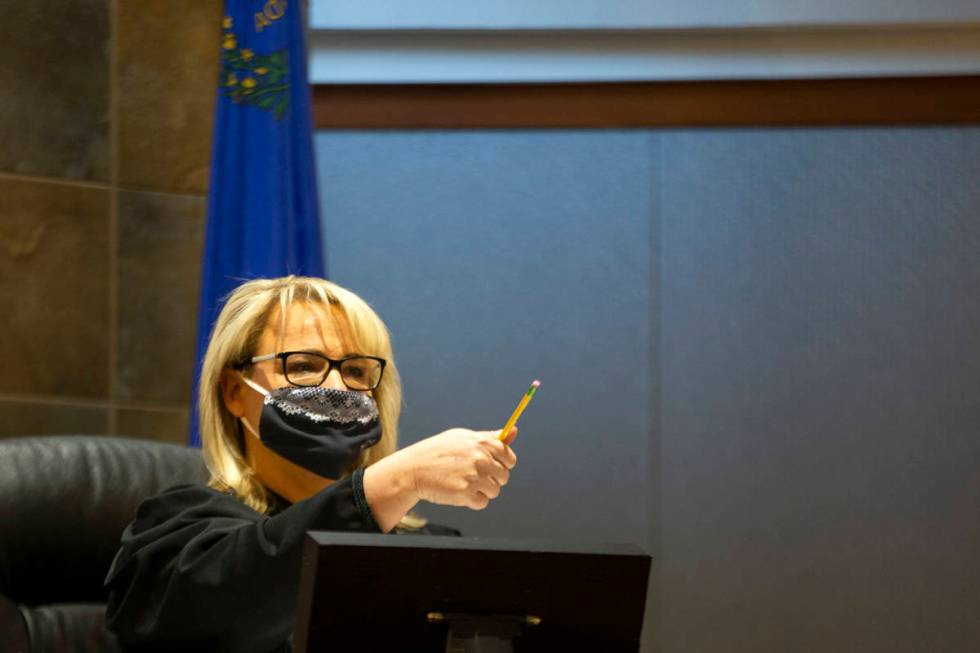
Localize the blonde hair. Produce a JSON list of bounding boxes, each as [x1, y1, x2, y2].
[[198, 275, 402, 515]]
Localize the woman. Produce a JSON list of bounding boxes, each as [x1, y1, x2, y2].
[[105, 276, 517, 652]]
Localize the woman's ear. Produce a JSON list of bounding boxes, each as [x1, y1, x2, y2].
[[220, 369, 247, 418]]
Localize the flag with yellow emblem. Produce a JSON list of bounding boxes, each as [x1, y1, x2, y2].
[[190, 0, 324, 446]]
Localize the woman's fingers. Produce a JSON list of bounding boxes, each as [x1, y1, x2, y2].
[[480, 468, 505, 496], [408, 427, 521, 510], [472, 445, 511, 488], [479, 430, 519, 469], [490, 464, 510, 488], [468, 493, 490, 511]]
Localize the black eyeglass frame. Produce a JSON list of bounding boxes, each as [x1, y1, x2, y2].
[[235, 351, 386, 391]]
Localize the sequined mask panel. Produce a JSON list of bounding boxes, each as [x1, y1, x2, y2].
[[265, 386, 379, 426]]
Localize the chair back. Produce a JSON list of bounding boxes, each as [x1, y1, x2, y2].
[[0, 436, 208, 652]]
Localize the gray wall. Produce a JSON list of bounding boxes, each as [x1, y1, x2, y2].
[[317, 132, 653, 547], [315, 128, 980, 652], [312, 0, 980, 29], [656, 129, 980, 652]]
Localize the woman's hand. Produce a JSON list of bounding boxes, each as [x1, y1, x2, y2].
[[403, 428, 518, 510], [362, 427, 518, 532]]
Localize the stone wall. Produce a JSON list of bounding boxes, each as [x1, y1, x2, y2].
[[0, 1, 222, 442]]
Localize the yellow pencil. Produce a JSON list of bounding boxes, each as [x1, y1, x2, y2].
[[498, 380, 541, 441]]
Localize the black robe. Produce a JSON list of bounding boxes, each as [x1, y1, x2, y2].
[[104, 469, 455, 652]]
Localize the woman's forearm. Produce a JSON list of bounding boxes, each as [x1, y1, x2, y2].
[[361, 450, 420, 532]]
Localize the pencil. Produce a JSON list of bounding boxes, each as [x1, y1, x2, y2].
[[498, 380, 541, 441]]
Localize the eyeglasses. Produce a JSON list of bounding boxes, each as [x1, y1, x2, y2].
[[237, 351, 386, 391]]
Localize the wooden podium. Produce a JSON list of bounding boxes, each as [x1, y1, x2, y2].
[[294, 532, 651, 652]]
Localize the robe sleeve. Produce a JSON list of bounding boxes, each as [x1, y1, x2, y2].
[[104, 469, 381, 653]]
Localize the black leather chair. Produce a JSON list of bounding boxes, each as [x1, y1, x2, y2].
[[0, 436, 208, 653]]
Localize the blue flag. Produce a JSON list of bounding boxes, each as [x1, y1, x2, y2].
[[190, 1, 324, 446]]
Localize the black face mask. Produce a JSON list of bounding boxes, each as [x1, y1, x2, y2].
[[241, 376, 382, 479]]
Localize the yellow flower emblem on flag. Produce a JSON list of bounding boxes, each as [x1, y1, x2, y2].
[[218, 18, 289, 119]]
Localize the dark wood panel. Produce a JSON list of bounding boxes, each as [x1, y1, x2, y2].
[[313, 76, 980, 128]]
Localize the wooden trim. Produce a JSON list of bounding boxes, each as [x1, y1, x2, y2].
[[313, 76, 980, 128]]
